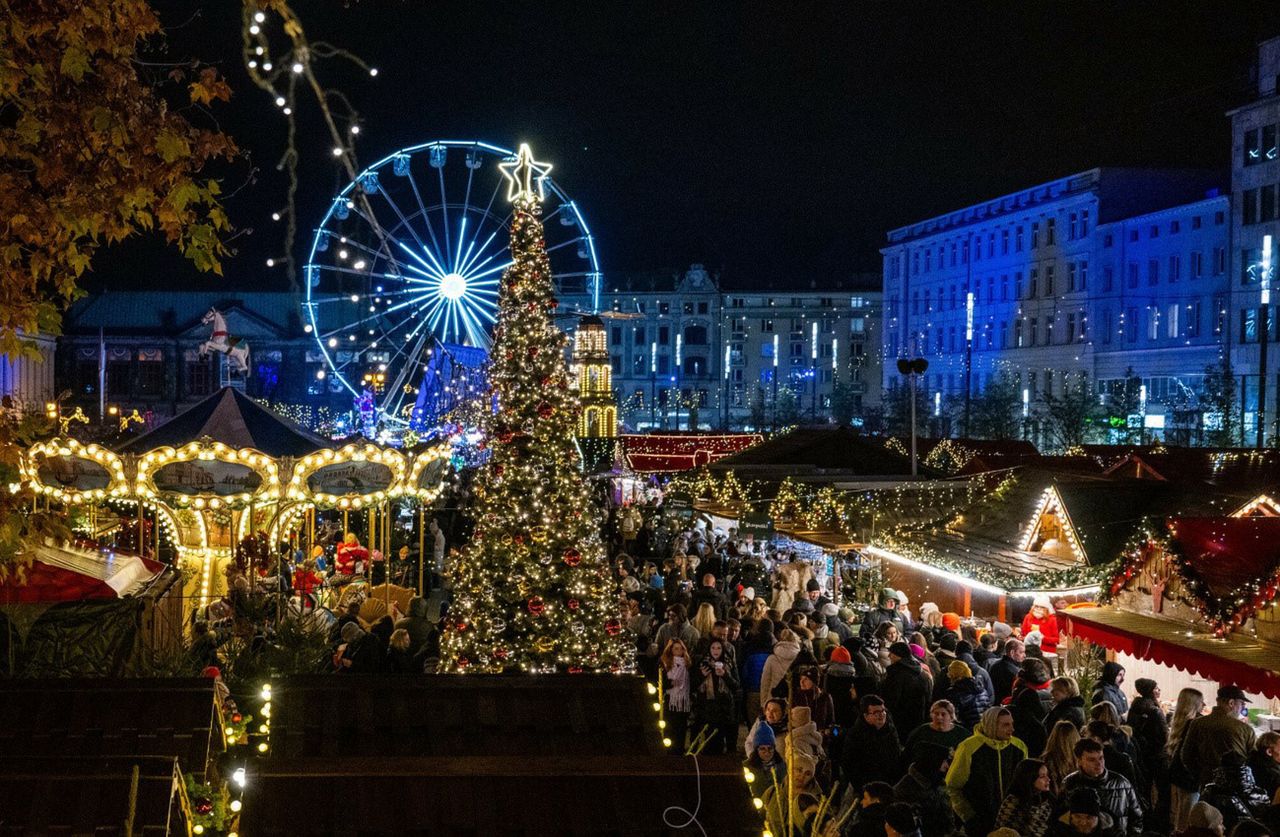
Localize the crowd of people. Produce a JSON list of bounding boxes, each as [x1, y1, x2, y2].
[[617, 509, 1280, 837]]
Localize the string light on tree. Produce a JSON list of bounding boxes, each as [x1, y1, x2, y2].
[[439, 145, 630, 674]]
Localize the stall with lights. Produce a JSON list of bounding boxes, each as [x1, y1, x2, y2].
[[1064, 515, 1280, 708]]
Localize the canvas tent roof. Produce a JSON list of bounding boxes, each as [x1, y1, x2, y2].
[[0, 543, 163, 603], [117, 387, 329, 457]]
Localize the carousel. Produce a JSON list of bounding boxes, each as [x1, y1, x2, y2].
[[19, 388, 453, 635]]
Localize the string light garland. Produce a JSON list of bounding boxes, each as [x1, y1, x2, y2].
[[135, 441, 280, 508], [438, 147, 630, 674], [287, 442, 409, 508], [22, 438, 128, 503]]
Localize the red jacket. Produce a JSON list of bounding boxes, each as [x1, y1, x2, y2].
[[1020, 610, 1060, 653], [293, 569, 322, 596], [335, 544, 368, 575]]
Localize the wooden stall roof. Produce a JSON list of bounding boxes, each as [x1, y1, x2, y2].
[[243, 674, 756, 836], [0, 755, 186, 835], [708, 425, 937, 478], [0, 678, 220, 770]]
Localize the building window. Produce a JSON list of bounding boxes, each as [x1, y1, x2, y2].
[[1081, 209, 1090, 236], [1246, 128, 1261, 166], [1126, 308, 1138, 343], [658, 326, 670, 344], [1067, 262, 1077, 292], [1044, 264, 1055, 296], [657, 356, 670, 375], [1031, 222, 1040, 249], [1243, 308, 1259, 344], [1192, 216, 1202, 229], [1244, 188, 1259, 226], [610, 327, 622, 345], [1147, 259, 1159, 286], [1191, 250, 1204, 278], [1001, 275, 1009, 300], [1029, 268, 1038, 298], [185, 353, 212, 397], [1016, 226, 1024, 251], [1127, 263, 1138, 288], [1046, 218, 1056, 245], [1066, 313, 1076, 343], [658, 302, 670, 315], [633, 326, 646, 345], [1215, 210, 1225, 225], [610, 356, 622, 374], [683, 325, 708, 345], [1102, 310, 1112, 345], [1214, 246, 1226, 274], [1104, 233, 1114, 248], [1265, 124, 1278, 162], [106, 359, 131, 396], [1167, 304, 1179, 339], [1264, 184, 1278, 223], [1029, 317, 1038, 347], [1148, 310, 1160, 341], [1188, 301, 1201, 338], [1000, 321, 1008, 349], [1170, 220, 1180, 234], [1001, 229, 1009, 254], [1079, 261, 1088, 290], [1015, 272, 1023, 299], [1103, 266, 1114, 291], [1168, 254, 1180, 283], [1129, 229, 1139, 243]]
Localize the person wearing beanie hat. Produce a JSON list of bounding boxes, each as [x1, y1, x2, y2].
[[1051, 786, 1118, 835], [909, 642, 927, 662], [1091, 661, 1129, 721], [992, 621, 1013, 642], [944, 658, 992, 728], [883, 637, 934, 734], [1179, 800, 1225, 837], [859, 585, 908, 644], [829, 645, 852, 664], [955, 640, 997, 706], [942, 611, 962, 633], [744, 716, 787, 799], [1060, 737, 1143, 835], [893, 740, 956, 835], [1021, 593, 1060, 654], [882, 801, 923, 837], [1125, 678, 1168, 790]]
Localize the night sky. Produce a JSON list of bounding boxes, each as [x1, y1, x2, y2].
[[92, 2, 1280, 293]]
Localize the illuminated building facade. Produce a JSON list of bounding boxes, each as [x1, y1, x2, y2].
[[559, 264, 882, 431], [570, 315, 617, 437]]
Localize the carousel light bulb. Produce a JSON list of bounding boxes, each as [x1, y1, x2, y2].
[[291, 62, 304, 74], [353, 259, 366, 270], [253, 10, 265, 21], [249, 24, 260, 34], [262, 61, 272, 71], [255, 46, 264, 55], [248, 60, 257, 69], [332, 146, 344, 157], [282, 106, 291, 115], [274, 96, 285, 107], [230, 800, 243, 813]]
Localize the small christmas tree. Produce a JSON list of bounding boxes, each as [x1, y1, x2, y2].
[[440, 145, 631, 673]]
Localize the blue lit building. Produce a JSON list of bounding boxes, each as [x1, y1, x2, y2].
[[881, 167, 1228, 442]]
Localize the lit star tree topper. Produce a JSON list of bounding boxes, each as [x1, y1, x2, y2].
[[440, 144, 631, 674]]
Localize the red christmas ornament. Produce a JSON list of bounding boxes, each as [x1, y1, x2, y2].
[[514, 534, 524, 545], [563, 548, 581, 566], [494, 647, 509, 661], [567, 598, 580, 611], [457, 656, 470, 669], [231, 713, 242, 723], [605, 618, 622, 636], [493, 464, 504, 477], [569, 666, 583, 674], [537, 402, 554, 418], [527, 596, 546, 616], [455, 620, 468, 632]]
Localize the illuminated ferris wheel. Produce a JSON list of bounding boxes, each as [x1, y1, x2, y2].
[[303, 140, 603, 424]]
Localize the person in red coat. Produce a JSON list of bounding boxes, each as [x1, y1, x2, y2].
[[334, 533, 369, 578], [1020, 595, 1060, 654], [293, 559, 322, 597]]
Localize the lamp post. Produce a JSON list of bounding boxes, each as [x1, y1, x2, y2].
[[896, 357, 928, 476], [1258, 234, 1273, 449], [964, 291, 974, 436]]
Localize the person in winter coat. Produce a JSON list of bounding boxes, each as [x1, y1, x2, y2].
[[1021, 594, 1061, 655], [386, 628, 417, 673], [744, 698, 790, 758], [955, 640, 996, 705], [994, 757, 1056, 837], [1047, 787, 1123, 837], [792, 667, 835, 733], [859, 587, 907, 642], [904, 699, 971, 765], [945, 660, 992, 729], [660, 638, 694, 753], [1083, 720, 1140, 792], [881, 641, 934, 739], [1181, 685, 1258, 790], [651, 603, 700, 658], [845, 781, 894, 837], [786, 704, 824, 764], [1045, 676, 1088, 732], [1043, 720, 1082, 793], [893, 741, 956, 837], [1060, 738, 1143, 837], [336, 621, 381, 673], [393, 596, 434, 657], [689, 572, 730, 618], [739, 618, 774, 722], [692, 638, 740, 754], [819, 602, 854, 643], [823, 645, 859, 728], [989, 640, 1027, 705], [839, 695, 904, 793], [759, 628, 802, 707], [744, 721, 787, 800], [1247, 732, 1280, 800], [1199, 751, 1271, 833], [1125, 678, 1168, 792], [1011, 683, 1050, 759], [945, 706, 1028, 837], [1173, 801, 1226, 837], [762, 750, 824, 837], [1091, 662, 1129, 721]]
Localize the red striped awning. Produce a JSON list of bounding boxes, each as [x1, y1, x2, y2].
[[1060, 605, 1280, 699]]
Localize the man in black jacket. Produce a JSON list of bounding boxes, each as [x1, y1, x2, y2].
[[840, 695, 904, 793], [881, 641, 933, 740], [688, 573, 729, 618], [1060, 738, 1143, 837], [988, 639, 1025, 704]]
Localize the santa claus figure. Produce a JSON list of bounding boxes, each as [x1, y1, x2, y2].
[[334, 532, 369, 578], [1020, 594, 1060, 653]]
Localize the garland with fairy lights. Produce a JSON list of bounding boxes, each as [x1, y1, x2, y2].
[[1109, 520, 1280, 637], [877, 530, 1120, 592], [923, 438, 978, 475]]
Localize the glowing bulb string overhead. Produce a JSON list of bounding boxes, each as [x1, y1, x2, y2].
[[302, 140, 603, 427]]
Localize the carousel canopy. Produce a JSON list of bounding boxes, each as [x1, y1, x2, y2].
[[117, 387, 328, 458]]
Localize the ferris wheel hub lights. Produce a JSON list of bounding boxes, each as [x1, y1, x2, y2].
[[440, 272, 468, 301]]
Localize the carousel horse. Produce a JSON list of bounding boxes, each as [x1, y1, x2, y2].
[[199, 308, 250, 374]]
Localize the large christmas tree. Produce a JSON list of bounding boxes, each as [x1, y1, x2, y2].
[[440, 145, 631, 674]]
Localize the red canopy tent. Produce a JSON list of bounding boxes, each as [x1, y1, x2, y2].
[[0, 545, 163, 605]]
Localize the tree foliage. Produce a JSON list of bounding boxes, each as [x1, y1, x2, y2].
[[1037, 373, 1100, 452], [968, 374, 1022, 440], [0, 0, 236, 359], [1202, 355, 1238, 447]]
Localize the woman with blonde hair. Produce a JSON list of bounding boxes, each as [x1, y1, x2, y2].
[[1041, 719, 1081, 791], [691, 602, 716, 640], [1167, 686, 1206, 831], [660, 638, 694, 753]]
